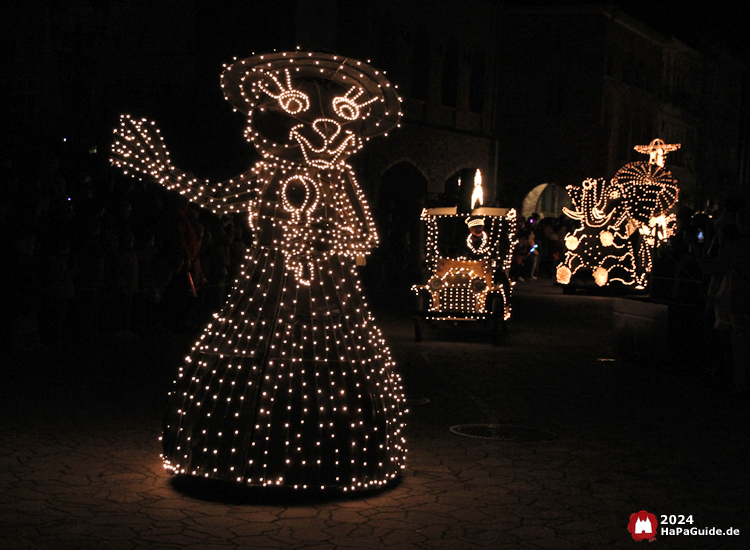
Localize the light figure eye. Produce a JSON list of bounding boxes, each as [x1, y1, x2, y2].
[[279, 91, 310, 115], [332, 97, 360, 121], [332, 86, 377, 121], [257, 69, 310, 114]]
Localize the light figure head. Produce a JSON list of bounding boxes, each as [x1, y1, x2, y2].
[[221, 52, 402, 166], [465, 215, 485, 236]]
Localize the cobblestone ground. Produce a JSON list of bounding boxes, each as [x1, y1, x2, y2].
[[1, 278, 748, 549]]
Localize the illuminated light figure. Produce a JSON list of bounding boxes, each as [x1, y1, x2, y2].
[[110, 51, 406, 491], [557, 139, 680, 289], [465, 216, 491, 255], [633, 138, 680, 169]]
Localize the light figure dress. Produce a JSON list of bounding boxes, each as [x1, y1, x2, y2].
[[111, 52, 406, 492]]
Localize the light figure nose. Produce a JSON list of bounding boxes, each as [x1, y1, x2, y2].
[[312, 119, 341, 143]]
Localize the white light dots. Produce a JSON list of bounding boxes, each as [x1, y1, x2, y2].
[[557, 138, 680, 289], [413, 207, 516, 322], [112, 51, 406, 492]]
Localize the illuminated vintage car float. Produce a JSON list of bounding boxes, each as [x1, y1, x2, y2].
[[412, 205, 516, 345]]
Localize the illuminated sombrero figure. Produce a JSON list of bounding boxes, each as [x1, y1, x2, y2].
[[557, 138, 680, 289], [111, 51, 406, 491], [633, 138, 681, 168]]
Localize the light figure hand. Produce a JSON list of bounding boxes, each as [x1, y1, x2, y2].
[[111, 114, 256, 215], [110, 115, 172, 184]]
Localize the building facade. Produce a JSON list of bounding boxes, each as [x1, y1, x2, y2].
[[3, 2, 747, 221], [2, 0, 501, 251], [496, 5, 748, 212], [305, 0, 503, 261]]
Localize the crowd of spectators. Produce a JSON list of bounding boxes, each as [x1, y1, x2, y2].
[[507, 201, 749, 396], [2, 141, 747, 394], [652, 197, 750, 395], [0, 143, 252, 357], [510, 213, 573, 282]]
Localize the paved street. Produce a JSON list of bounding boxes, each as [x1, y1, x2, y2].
[[1, 278, 748, 549]]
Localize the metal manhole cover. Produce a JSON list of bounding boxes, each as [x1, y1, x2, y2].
[[450, 424, 556, 441]]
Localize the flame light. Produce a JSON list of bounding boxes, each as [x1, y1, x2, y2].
[[557, 138, 680, 289], [110, 51, 406, 492], [471, 169, 484, 210]]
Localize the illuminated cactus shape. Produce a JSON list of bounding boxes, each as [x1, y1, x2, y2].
[[557, 139, 680, 289], [111, 51, 406, 491]]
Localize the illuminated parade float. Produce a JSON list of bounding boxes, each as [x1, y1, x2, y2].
[[110, 51, 407, 492], [412, 169, 516, 345], [557, 139, 681, 291]]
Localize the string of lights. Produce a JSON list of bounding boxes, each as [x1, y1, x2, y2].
[[111, 51, 407, 492], [413, 198, 516, 322], [557, 139, 680, 289]]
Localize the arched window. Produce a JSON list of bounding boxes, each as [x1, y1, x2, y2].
[[521, 183, 572, 220]]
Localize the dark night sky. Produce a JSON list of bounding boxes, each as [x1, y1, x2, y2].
[[3, 1, 748, 166], [507, 1, 750, 61]]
